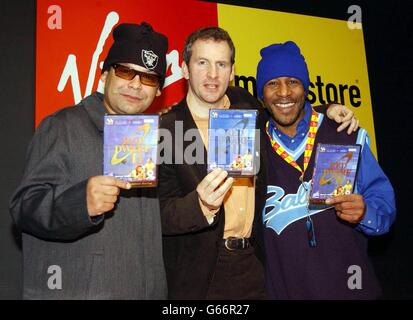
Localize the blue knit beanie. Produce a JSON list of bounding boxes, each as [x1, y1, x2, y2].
[[256, 41, 310, 99]]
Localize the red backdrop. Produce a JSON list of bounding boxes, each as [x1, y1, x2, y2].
[[36, 0, 218, 126]]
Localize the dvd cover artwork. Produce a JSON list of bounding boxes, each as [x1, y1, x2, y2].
[[309, 143, 361, 209], [103, 114, 159, 187], [208, 109, 258, 177]]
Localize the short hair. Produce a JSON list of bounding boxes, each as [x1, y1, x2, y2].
[[183, 26, 235, 65]]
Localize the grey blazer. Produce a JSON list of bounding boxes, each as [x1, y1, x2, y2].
[[9, 92, 166, 299]]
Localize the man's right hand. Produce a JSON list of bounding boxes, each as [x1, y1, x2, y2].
[[86, 176, 131, 217], [196, 168, 234, 211]]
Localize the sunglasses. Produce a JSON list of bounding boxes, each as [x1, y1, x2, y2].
[[112, 64, 161, 87]]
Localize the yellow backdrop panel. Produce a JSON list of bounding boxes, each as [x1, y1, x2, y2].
[[218, 4, 377, 156]]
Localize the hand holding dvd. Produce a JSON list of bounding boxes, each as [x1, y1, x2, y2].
[[86, 175, 131, 217], [325, 193, 366, 224], [103, 114, 159, 187], [196, 168, 234, 211]]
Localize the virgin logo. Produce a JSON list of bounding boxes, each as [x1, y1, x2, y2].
[[57, 11, 183, 105]]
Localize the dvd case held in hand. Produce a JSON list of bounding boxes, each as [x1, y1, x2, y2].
[[207, 109, 259, 177], [103, 114, 159, 187], [309, 143, 361, 209]]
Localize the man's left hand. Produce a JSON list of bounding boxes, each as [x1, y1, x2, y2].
[[326, 104, 359, 134], [325, 194, 366, 224]]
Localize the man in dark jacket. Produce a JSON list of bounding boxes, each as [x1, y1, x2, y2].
[[9, 22, 168, 299], [158, 27, 358, 300]]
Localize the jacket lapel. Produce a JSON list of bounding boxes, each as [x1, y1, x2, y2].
[[175, 100, 208, 182]]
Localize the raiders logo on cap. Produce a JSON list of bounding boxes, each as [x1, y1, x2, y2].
[[141, 50, 159, 70]]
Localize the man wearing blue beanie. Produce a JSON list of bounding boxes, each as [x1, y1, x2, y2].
[[257, 41, 310, 99], [257, 41, 396, 299]]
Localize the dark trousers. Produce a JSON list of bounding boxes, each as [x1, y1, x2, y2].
[[206, 244, 266, 300]]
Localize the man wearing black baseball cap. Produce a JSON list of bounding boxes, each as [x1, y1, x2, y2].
[[101, 22, 168, 114], [10, 22, 168, 299]]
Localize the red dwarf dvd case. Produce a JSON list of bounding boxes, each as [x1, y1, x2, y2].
[[103, 114, 159, 187], [309, 143, 361, 209], [207, 109, 259, 177]]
